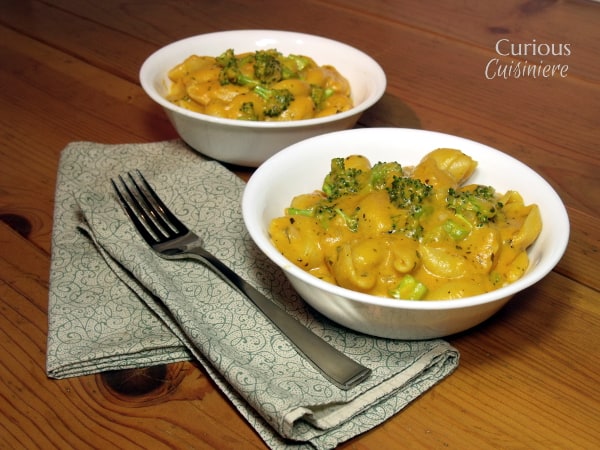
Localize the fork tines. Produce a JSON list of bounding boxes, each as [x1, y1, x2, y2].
[[111, 170, 187, 244]]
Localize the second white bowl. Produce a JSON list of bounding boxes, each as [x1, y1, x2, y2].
[[242, 128, 570, 339], [140, 30, 386, 167]]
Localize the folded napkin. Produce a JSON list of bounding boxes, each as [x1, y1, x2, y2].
[[47, 140, 459, 449]]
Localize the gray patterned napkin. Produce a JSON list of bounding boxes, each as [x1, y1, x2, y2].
[[47, 140, 459, 449]]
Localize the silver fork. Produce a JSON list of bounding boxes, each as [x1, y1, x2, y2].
[[111, 170, 371, 390]]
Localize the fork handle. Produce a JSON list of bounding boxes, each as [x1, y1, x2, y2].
[[185, 248, 371, 390]]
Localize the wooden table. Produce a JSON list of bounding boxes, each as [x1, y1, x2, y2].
[[1, 1, 599, 448]]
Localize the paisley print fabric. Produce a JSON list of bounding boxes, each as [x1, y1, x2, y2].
[[47, 140, 459, 449]]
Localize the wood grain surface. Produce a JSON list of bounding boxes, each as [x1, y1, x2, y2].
[[1, 1, 598, 448]]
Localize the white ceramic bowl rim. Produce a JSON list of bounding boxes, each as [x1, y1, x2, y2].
[[243, 128, 570, 311], [139, 29, 387, 129]]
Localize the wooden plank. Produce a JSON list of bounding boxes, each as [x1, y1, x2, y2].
[[558, 207, 600, 291], [2, 195, 598, 449], [2, 1, 598, 218], [0, 221, 264, 449], [324, 0, 600, 82], [1, 2, 599, 450], [0, 28, 171, 250]]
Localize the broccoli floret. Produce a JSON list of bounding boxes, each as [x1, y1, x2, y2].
[[287, 204, 358, 232], [442, 216, 472, 240], [216, 49, 316, 89], [286, 207, 314, 217], [370, 161, 404, 190], [216, 49, 257, 87], [217, 49, 294, 87], [254, 50, 311, 82], [387, 176, 432, 210], [253, 85, 294, 117], [389, 274, 427, 300], [253, 49, 284, 84], [312, 204, 337, 229], [237, 102, 259, 121], [322, 157, 369, 200], [385, 176, 433, 240], [390, 211, 426, 240], [216, 49, 293, 117], [215, 49, 317, 117], [286, 54, 312, 71], [310, 85, 334, 110], [216, 48, 237, 84], [334, 207, 359, 232], [446, 185, 502, 227], [279, 53, 313, 78]]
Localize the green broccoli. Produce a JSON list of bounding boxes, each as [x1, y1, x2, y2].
[[390, 211, 426, 240], [286, 207, 315, 217], [384, 176, 433, 240], [286, 156, 366, 232], [215, 49, 315, 117], [446, 185, 502, 227], [442, 214, 472, 241], [253, 49, 284, 84], [389, 274, 427, 300], [215, 48, 237, 84], [237, 102, 259, 121], [322, 157, 369, 200], [253, 50, 311, 82], [370, 161, 404, 190], [310, 85, 334, 111], [216, 48, 257, 87], [287, 204, 358, 232], [284, 54, 312, 73], [253, 85, 295, 117], [217, 48, 301, 87], [387, 176, 432, 210], [334, 207, 359, 232]]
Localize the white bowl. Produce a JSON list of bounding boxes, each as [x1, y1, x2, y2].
[[140, 30, 386, 167], [242, 128, 570, 339]]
